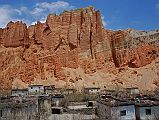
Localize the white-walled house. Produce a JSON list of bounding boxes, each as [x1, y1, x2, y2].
[[97, 95, 136, 120], [126, 87, 140, 95], [135, 101, 159, 120], [11, 88, 28, 97], [28, 85, 44, 95], [84, 87, 101, 94]]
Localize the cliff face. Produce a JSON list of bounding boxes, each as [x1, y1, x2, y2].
[[0, 21, 30, 47], [111, 29, 159, 68], [0, 7, 159, 90], [26, 7, 109, 79]]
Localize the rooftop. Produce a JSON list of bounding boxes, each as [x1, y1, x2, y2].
[[51, 94, 64, 98], [134, 97, 159, 107], [84, 87, 100, 90], [126, 87, 139, 90], [28, 84, 43, 87], [0, 99, 36, 109], [97, 95, 134, 107], [98, 94, 159, 107], [12, 88, 28, 91]]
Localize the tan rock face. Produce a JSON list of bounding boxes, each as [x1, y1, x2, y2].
[[0, 7, 159, 90]]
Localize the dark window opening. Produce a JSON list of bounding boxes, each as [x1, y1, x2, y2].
[[52, 108, 61, 114], [101, 95, 106, 99], [120, 110, 126, 116], [145, 109, 151, 115], [31, 87, 33, 89], [87, 102, 93, 107], [0, 110, 2, 117]]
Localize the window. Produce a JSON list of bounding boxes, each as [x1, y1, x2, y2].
[[0, 110, 2, 117], [52, 108, 61, 114], [31, 87, 33, 89], [145, 109, 151, 115], [120, 110, 126, 116]]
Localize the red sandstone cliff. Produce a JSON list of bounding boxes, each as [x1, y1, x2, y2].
[[111, 29, 159, 68], [0, 21, 30, 47], [0, 7, 159, 90]]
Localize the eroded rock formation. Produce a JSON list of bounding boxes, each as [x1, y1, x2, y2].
[[111, 29, 159, 68], [0, 21, 30, 47], [0, 7, 159, 90]]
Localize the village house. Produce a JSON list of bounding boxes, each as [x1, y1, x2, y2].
[[44, 85, 55, 95], [84, 87, 101, 94], [51, 94, 65, 107], [126, 87, 140, 96], [0, 97, 37, 120], [38, 96, 52, 119], [68, 101, 96, 113], [52, 88, 63, 95], [67, 102, 97, 118], [63, 88, 76, 95], [135, 98, 159, 120], [97, 95, 136, 120], [100, 89, 117, 96], [11, 88, 28, 97], [28, 84, 44, 95], [49, 101, 98, 119]]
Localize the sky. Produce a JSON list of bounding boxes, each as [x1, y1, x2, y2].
[[0, 0, 159, 30]]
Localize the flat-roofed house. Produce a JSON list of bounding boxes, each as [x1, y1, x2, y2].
[[11, 88, 28, 97], [0, 98, 37, 120], [52, 88, 63, 95], [38, 96, 52, 119], [100, 89, 117, 97], [126, 87, 140, 95], [63, 88, 76, 95], [135, 99, 159, 120], [51, 94, 65, 107], [97, 95, 136, 120], [28, 84, 44, 95], [84, 87, 101, 94], [44, 85, 55, 95]]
